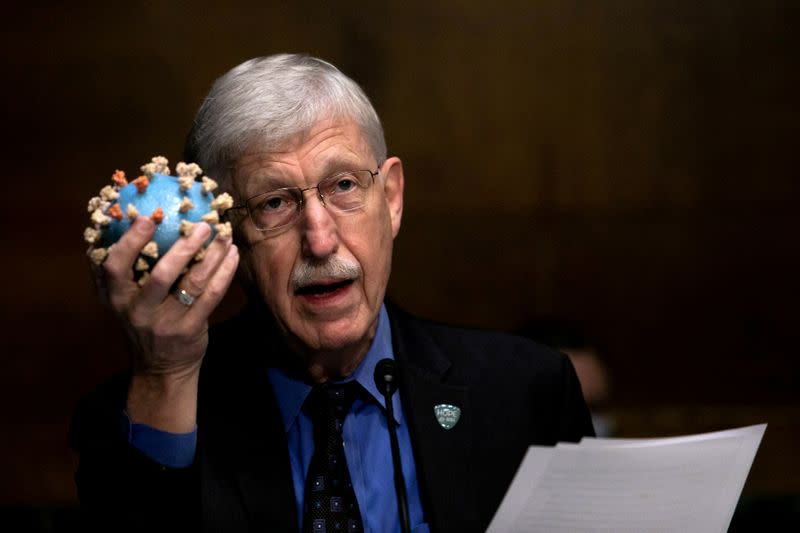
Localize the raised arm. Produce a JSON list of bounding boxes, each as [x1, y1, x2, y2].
[[71, 216, 238, 530], [101, 216, 238, 433]]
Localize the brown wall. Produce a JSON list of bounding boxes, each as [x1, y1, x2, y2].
[[1, 1, 797, 505]]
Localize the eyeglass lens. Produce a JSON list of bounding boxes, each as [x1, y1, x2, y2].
[[246, 170, 375, 231]]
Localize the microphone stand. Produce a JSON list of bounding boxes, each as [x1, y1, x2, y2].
[[375, 359, 411, 533]]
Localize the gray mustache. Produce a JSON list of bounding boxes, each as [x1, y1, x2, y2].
[[291, 256, 361, 289]]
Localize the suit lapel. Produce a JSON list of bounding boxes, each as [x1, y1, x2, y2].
[[390, 307, 479, 531], [199, 310, 298, 532], [232, 368, 297, 531]]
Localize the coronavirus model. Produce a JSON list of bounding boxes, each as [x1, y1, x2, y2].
[[84, 156, 234, 285]]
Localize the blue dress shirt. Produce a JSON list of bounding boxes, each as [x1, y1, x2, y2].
[[129, 305, 429, 533]]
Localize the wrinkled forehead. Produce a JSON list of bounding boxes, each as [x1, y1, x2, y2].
[[231, 118, 375, 191]]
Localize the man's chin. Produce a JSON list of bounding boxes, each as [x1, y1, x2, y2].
[[283, 309, 377, 356], [296, 322, 364, 352]]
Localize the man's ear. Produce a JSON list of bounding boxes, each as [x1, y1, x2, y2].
[[380, 156, 404, 238]]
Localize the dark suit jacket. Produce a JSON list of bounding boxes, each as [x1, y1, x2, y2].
[[70, 303, 593, 532]]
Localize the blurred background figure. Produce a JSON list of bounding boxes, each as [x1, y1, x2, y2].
[[517, 318, 614, 437]]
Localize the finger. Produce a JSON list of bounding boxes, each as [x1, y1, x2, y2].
[[185, 243, 239, 319], [101, 218, 156, 309], [137, 222, 212, 308], [103, 217, 156, 286], [178, 233, 233, 297]]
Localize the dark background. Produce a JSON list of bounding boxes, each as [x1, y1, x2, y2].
[[1, 0, 797, 525]]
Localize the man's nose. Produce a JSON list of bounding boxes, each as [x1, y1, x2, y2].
[[300, 190, 339, 259]]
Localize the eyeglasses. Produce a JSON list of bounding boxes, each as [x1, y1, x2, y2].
[[230, 169, 380, 232]]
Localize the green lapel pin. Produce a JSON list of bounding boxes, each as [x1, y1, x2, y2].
[[433, 403, 461, 430]]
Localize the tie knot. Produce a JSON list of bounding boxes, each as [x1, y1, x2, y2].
[[305, 381, 361, 438]]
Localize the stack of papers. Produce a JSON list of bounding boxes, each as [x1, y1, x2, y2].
[[487, 424, 766, 532]]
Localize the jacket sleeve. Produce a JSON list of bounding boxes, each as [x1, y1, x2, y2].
[[69, 371, 201, 532]]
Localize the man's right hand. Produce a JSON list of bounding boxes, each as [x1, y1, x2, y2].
[[95, 216, 239, 432]]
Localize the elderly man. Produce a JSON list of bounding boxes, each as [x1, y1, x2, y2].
[[71, 54, 593, 533]]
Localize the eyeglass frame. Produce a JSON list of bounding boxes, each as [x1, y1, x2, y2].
[[226, 167, 381, 232]]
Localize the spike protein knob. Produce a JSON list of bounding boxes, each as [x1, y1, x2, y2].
[[84, 156, 234, 284]]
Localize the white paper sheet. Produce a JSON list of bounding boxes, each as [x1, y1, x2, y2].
[[486, 424, 765, 533]]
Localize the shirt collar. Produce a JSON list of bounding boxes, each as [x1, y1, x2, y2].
[[267, 304, 402, 433]]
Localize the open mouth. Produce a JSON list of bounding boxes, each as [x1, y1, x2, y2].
[[295, 279, 354, 296]]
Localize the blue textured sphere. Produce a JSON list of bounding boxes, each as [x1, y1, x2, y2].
[[100, 172, 216, 257]]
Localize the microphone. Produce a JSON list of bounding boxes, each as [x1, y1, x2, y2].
[[374, 358, 411, 533]]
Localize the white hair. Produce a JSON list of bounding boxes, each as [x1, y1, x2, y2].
[[291, 255, 361, 290], [184, 54, 387, 189]]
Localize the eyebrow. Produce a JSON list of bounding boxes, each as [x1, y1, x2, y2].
[[243, 156, 370, 193], [317, 156, 369, 178], [234, 175, 285, 201], [247, 173, 293, 189]]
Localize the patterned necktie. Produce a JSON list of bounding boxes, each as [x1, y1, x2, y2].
[[302, 382, 363, 533]]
